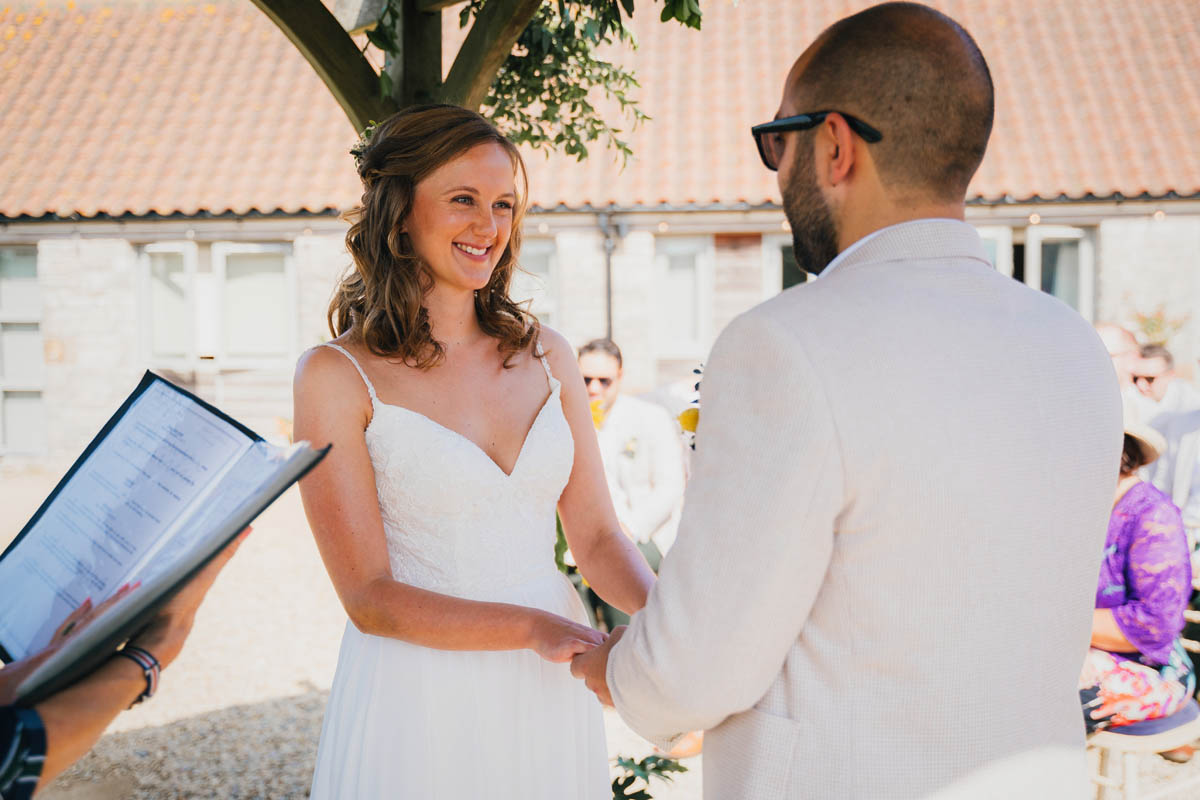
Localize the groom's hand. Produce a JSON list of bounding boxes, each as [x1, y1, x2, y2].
[[570, 625, 625, 706]]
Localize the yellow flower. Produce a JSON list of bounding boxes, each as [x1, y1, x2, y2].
[[590, 399, 607, 429], [678, 407, 699, 433]]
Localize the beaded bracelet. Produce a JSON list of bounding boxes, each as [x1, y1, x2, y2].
[[116, 645, 160, 707]]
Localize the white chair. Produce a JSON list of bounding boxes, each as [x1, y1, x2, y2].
[[1088, 699, 1200, 800]]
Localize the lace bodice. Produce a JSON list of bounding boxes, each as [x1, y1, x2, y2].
[[322, 343, 574, 600]]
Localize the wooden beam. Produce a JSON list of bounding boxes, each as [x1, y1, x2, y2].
[[385, 0, 443, 106], [250, 0, 397, 133], [437, 0, 541, 109]]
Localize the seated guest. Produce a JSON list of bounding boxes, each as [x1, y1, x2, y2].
[[0, 533, 245, 798], [1081, 414, 1194, 739]]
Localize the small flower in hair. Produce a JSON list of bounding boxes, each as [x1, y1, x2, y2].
[[350, 121, 379, 167]]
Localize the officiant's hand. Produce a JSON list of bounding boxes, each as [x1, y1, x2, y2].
[[570, 625, 624, 706], [0, 582, 138, 705], [527, 610, 607, 663], [127, 527, 250, 669]]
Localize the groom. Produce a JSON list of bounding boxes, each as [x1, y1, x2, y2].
[[572, 3, 1122, 798]]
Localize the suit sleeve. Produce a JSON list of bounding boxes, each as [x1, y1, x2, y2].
[[606, 310, 844, 744], [622, 405, 686, 547]]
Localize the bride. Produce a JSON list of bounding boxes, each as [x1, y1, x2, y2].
[[293, 104, 656, 799]]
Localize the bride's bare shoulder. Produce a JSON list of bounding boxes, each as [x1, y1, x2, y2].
[[294, 339, 377, 413], [534, 326, 584, 388]]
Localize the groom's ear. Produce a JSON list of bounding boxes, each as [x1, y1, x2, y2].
[[822, 114, 858, 187]]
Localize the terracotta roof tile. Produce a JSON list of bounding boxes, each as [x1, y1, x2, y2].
[[0, 0, 1197, 219]]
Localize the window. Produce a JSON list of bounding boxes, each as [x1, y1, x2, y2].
[[0, 247, 46, 453], [654, 237, 713, 358], [1024, 226, 1095, 319], [141, 242, 297, 370], [970, 225, 1095, 319], [974, 226, 1015, 277], [511, 239, 558, 327], [214, 245, 294, 361], [142, 243, 196, 363], [761, 233, 810, 298], [780, 245, 808, 290]]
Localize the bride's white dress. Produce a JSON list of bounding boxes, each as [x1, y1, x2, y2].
[[309, 344, 609, 799]]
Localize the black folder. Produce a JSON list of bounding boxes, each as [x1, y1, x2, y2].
[[0, 371, 328, 705]]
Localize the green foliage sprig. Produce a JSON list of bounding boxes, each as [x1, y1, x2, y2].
[[612, 755, 689, 799], [466, 0, 650, 163], [1133, 303, 1190, 347]]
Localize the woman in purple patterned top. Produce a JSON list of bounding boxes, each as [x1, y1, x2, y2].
[[1080, 418, 1194, 736]]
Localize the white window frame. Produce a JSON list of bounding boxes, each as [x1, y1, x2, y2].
[[761, 233, 789, 300], [211, 242, 299, 369], [138, 241, 199, 371], [974, 225, 1015, 277], [1024, 225, 1095, 321], [654, 236, 714, 360], [0, 245, 46, 455]]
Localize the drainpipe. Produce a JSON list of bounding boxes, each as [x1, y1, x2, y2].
[[597, 211, 627, 341]]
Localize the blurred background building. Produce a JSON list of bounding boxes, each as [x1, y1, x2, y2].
[[0, 0, 1197, 467]]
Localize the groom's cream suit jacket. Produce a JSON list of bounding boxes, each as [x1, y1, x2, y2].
[[607, 220, 1122, 799]]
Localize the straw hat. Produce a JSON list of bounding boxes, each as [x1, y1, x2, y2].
[[1124, 404, 1166, 465]]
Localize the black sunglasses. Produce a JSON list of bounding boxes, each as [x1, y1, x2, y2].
[[583, 376, 614, 388], [1132, 374, 1161, 385], [751, 111, 883, 171]]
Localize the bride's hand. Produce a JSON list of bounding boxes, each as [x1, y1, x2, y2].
[[526, 610, 607, 663]]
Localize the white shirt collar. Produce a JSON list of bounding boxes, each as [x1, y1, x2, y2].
[[819, 218, 967, 278]]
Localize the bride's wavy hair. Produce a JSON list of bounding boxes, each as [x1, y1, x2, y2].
[[330, 104, 538, 369]]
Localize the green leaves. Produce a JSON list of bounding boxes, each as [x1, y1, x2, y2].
[[612, 775, 653, 800], [611, 755, 688, 799], [364, 24, 397, 54], [660, 0, 702, 29], [474, 0, 656, 164], [616, 755, 689, 783], [361, 0, 703, 161]]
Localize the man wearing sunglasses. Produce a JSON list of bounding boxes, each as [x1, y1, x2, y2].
[[573, 3, 1123, 798], [1135, 345, 1200, 539], [577, 339, 685, 593]]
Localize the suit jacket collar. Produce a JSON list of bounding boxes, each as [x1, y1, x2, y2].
[[822, 218, 991, 277]]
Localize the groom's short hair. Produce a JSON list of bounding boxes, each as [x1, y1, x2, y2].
[[795, 2, 994, 203]]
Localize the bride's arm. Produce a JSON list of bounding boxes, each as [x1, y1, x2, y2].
[[293, 346, 603, 662], [542, 330, 657, 615]]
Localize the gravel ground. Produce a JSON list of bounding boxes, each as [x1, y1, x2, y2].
[[1, 471, 701, 800], [7, 467, 1200, 799]]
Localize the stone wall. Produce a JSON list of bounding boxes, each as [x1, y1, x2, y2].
[[38, 238, 141, 467]]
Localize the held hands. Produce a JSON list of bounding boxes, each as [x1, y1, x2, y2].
[[570, 625, 624, 706], [527, 610, 607, 663]]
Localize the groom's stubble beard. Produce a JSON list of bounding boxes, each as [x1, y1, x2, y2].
[[781, 136, 840, 276]]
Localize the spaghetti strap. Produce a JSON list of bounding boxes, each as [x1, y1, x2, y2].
[[320, 343, 378, 402], [533, 340, 559, 391]]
